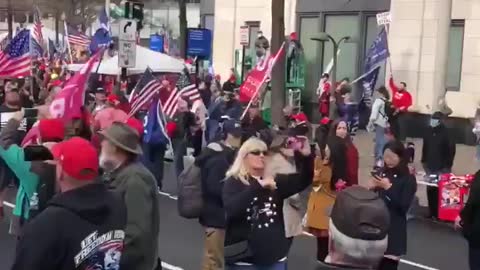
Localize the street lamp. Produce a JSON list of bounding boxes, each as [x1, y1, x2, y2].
[[311, 33, 356, 118]]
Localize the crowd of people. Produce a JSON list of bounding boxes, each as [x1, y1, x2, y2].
[[0, 55, 479, 270]]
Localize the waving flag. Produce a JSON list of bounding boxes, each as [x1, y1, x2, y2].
[[129, 68, 163, 117], [361, 28, 390, 107], [99, 7, 110, 31], [143, 97, 169, 145], [0, 29, 31, 78], [90, 7, 112, 53], [31, 6, 43, 58], [49, 49, 103, 121], [66, 24, 90, 47]]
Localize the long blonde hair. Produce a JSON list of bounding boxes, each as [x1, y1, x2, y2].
[[226, 137, 268, 185]]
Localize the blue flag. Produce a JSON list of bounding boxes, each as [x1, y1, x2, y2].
[[364, 28, 389, 72], [143, 98, 169, 145], [361, 66, 381, 107], [90, 28, 112, 53]]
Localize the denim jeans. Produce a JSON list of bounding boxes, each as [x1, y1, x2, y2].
[[374, 125, 387, 164], [226, 261, 287, 270]]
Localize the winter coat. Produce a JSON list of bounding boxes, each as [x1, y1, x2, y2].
[[375, 167, 417, 256], [369, 98, 389, 128], [106, 161, 160, 270], [222, 153, 313, 265], [421, 124, 456, 172], [306, 157, 334, 231], [0, 119, 56, 222], [11, 183, 127, 270], [265, 153, 303, 238], [461, 170, 480, 248], [195, 142, 237, 228]]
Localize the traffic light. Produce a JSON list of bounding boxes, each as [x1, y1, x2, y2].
[[125, 1, 144, 31]]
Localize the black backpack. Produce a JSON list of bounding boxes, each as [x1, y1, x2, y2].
[[381, 99, 395, 121]]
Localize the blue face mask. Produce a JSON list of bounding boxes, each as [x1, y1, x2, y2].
[[430, 119, 440, 127]]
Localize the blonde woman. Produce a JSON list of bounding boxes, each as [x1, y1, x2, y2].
[[222, 137, 313, 270]]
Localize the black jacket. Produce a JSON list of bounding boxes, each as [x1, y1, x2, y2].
[[421, 124, 456, 172], [222, 153, 313, 265], [11, 183, 127, 270], [376, 167, 417, 256], [195, 142, 237, 228], [461, 170, 480, 248]]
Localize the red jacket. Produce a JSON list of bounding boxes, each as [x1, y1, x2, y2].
[[346, 141, 359, 186], [389, 77, 413, 112]]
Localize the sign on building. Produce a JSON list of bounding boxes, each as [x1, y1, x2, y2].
[[150, 34, 164, 53], [119, 19, 138, 68], [376, 12, 392, 26], [240, 26, 249, 46], [119, 40, 136, 68], [186, 28, 212, 59]]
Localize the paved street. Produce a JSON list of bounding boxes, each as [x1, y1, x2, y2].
[[0, 131, 475, 270]]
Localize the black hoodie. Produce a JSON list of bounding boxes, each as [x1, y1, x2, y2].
[[12, 183, 127, 270], [421, 124, 456, 172]]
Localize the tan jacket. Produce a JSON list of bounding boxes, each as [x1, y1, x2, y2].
[[306, 157, 335, 231], [266, 153, 303, 238]]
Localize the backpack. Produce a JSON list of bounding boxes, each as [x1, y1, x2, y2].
[[177, 142, 223, 219]]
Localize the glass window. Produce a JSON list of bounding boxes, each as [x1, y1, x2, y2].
[[323, 15, 359, 83], [299, 17, 320, 101], [446, 20, 464, 91], [365, 16, 386, 90], [246, 23, 260, 60]]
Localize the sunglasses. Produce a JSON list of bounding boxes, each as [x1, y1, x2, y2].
[[249, 150, 268, 156]]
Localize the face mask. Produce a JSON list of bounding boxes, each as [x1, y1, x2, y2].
[[99, 152, 120, 172], [429, 119, 440, 127]]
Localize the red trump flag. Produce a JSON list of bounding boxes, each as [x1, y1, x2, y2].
[[238, 43, 285, 103]]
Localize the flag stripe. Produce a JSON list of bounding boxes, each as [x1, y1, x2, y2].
[[0, 29, 31, 78], [130, 80, 162, 115]]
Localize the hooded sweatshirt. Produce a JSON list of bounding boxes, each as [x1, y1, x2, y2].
[[11, 183, 127, 270]]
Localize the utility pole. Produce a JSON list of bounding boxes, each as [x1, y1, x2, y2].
[[270, 0, 286, 126], [179, 0, 187, 59], [7, 0, 13, 40]]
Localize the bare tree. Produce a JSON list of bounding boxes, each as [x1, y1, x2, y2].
[[270, 0, 286, 126]]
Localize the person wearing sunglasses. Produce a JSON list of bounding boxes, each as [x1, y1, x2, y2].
[[222, 137, 314, 270]]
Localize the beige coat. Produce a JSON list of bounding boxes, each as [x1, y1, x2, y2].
[[306, 157, 335, 231], [266, 153, 303, 238]]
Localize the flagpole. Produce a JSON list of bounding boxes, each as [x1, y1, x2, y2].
[[64, 21, 73, 64], [384, 24, 393, 75]]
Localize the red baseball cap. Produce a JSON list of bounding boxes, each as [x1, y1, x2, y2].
[[51, 137, 99, 181], [291, 112, 308, 123], [126, 117, 144, 138]]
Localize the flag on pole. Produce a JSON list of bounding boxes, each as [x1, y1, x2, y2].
[[129, 68, 163, 116], [361, 28, 390, 107], [239, 42, 286, 103], [49, 49, 104, 121], [143, 97, 170, 145], [31, 6, 44, 58], [0, 29, 31, 78], [162, 69, 203, 118], [364, 28, 389, 72], [90, 7, 112, 53], [65, 24, 90, 47], [99, 7, 110, 32]]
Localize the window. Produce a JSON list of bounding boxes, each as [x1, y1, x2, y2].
[[322, 15, 359, 83], [365, 16, 386, 89], [299, 17, 320, 101], [446, 20, 465, 91], [246, 21, 260, 60]]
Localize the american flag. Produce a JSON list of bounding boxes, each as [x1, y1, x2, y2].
[[66, 24, 90, 47], [163, 71, 202, 118], [32, 7, 43, 46], [0, 29, 31, 78], [129, 68, 163, 117]]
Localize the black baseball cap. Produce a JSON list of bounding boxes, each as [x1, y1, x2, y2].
[[330, 186, 390, 241], [223, 119, 242, 138]]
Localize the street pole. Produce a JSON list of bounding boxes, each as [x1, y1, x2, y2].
[[240, 45, 246, 82], [121, 2, 129, 83], [329, 42, 338, 119]]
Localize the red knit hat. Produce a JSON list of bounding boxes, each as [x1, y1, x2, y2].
[[38, 119, 65, 142], [126, 118, 144, 138]]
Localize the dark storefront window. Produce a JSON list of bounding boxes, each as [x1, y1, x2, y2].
[[446, 20, 465, 91], [322, 15, 359, 83], [299, 17, 320, 101]]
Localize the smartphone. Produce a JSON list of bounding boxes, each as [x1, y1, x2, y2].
[[24, 108, 38, 118], [24, 145, 54, 161], [370, 171, 382, 180]]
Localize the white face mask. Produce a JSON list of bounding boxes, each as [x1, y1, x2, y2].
[[99, 151, 120, 172]]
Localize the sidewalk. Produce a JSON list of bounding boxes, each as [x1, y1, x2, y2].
[[353, 130, 477, 207]]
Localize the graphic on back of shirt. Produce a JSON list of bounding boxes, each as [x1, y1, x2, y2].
[[74, 230, 125, 270], [247, 195, 278, 229]]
